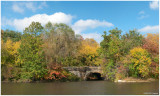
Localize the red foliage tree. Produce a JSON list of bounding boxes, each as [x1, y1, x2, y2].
[[142, 33, 159, 78], [142, 33, 159, 54]]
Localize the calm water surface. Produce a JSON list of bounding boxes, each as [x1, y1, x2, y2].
[[1, 81, 159, 95]]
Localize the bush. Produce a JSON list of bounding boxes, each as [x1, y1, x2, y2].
[[44, 66, 80, 82]]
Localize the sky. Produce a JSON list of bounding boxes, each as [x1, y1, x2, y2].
[[1, 1, 159, 43]]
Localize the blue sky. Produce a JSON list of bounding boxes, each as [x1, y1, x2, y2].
[[1, 1, 159, 43]]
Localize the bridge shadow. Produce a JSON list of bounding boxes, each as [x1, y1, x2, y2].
[[86, 72, 104, 81]]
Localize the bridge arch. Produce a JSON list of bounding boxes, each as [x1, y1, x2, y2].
[[85, 72, 104, 81], [63, 66, 105, 80]]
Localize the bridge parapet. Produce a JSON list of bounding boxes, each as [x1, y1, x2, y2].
[[63, 66, 90, 71]]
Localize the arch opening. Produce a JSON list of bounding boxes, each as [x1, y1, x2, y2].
[[86, 72, 104, 81]]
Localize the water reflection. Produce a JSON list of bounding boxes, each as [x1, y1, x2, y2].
[[1, 81, 159, 95]]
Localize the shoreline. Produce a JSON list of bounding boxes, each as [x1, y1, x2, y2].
[[115, 77, 157, 83], [2, 77, 158, 83]]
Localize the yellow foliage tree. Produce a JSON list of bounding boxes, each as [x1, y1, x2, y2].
[[79, 38, 100, 66], [129, 47, 151, 77], [2, 39, 21, 66], [5, 39, 21, 57], [1, 39, 21, 80]]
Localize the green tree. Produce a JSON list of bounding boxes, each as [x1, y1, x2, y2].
[[121, 29, 143, 55], [17, 22, 47, 81], [99, 28, 122, 81], [1, 29, 22, 42]]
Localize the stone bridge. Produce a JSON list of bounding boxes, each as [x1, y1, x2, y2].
[[63, 66, 105, 80]]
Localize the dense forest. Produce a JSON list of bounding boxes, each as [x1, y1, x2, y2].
[[1, 22, 159, 82]]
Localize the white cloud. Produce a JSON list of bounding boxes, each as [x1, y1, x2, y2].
[[4, 12, 114, 33], [138, 15, 149, 20], [3, 12, 113, 43], [138, 25, 159, 33], [138, 11, 149, 20], [12, 2, 48, 13], [25, 2, 37, 12], [149, 1, 159, 10], [6, 12, 73, 31], [12, 3, 24, 13], [72, 19, 114, 34], [139, 11, 145, 15], [38, 2, 48, 9], [82, 33, 103, 43]]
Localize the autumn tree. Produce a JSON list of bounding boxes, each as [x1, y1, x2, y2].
[[42, 22, 82, 81], [17, 22, 47, 81], [129, 47, 151, 78], [142, 33, 159, 54], [99, 29, 144, 81], [78, 38, 100, 66], [1, 39, 21, 80], [42, 22, 81, 68], [142, 33, 159, 78]]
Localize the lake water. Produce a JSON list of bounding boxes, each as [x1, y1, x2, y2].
[[1, 80, 159, 95]]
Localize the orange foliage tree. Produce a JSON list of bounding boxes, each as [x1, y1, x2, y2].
[[142, 33, 159, 78], [143, 33, 159, 54]]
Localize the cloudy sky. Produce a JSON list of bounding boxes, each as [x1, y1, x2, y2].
[[1, 1, 159, 43]]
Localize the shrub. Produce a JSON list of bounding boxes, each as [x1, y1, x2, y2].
[[44, 66, 80, 81]]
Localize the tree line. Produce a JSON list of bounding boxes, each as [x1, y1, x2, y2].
[[1, 22, 99, 82], [1, 22, 159, 82]]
